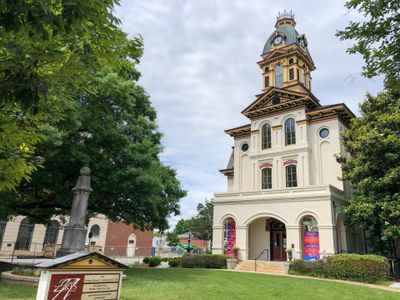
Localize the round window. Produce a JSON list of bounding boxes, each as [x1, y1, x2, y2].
[[319, 128, 329, 138], [241, 143, 249, 152]]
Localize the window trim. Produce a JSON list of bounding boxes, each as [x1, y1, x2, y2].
[[261, 123, 272, 149], [285, 165, 298, 187], [285, 118, 296, 145], [274, 64, 283, 87], [261, 167, 272, 189]]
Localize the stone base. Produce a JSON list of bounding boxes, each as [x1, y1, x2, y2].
[[56, 226, 87, 257]]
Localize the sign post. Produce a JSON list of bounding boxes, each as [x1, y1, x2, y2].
[[35, 252, 127, 300]]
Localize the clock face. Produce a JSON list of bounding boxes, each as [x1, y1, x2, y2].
[[273, 36, 283, 45]]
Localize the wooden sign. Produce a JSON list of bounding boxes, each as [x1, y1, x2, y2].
[[35, 252, 127, 300]]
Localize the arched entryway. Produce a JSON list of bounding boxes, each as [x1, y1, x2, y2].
[[127, 233, 137, 257], [248, 217, 287, 261]]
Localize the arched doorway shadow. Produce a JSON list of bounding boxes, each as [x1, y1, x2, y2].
[[248, 217, 287, 261]]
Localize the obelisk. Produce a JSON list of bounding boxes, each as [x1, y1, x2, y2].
[[56, 167, 93, 257]]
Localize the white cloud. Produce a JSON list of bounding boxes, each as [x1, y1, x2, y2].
[[115, 0, 384, 228]]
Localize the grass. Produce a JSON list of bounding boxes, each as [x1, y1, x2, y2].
[[0, 268, 398, 300]]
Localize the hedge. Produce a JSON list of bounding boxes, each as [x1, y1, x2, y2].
[[289, 254, 390, 283], [181, 254, 227, 269], [168, 257, 181, 267], [148, 256, 162, 267]]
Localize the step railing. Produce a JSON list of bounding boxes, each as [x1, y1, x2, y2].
[[254, 248, 269, 271]]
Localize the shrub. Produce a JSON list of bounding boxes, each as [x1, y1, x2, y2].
[[142, 257, 150, 264], [148, 256, 162, 267], [12, 267, 41, 277], [289, 254, 390, 284], [326, 254, 390, 283], [161, 257, 169, 262], [168, 257, 181, 267], [181, 254, 227, 269]]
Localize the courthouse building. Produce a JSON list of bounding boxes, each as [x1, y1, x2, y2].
[[212, 12, 365, 261]]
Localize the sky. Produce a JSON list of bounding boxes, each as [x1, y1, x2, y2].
[[115, 0, 384, 229]]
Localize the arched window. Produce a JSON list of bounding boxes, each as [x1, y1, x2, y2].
[[15, 218, 34, 250], [43, 220, 60, 246], [261, 124, 271, 149], [286, 165, 297, 187], [274, 64, 283, 87], [285, 118, 296, 145], [302, 216, 320, 260], [90, 224, 100, 237], [261, 168, 272, 189], [0, 221, 6, 246]]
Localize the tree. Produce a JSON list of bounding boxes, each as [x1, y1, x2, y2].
[[166, 231, 180, 247], [0, 0, 131, 190], [174, 219, 192, 235], [336, 0, 400, 87], [0, 27, 186, 230], [337, 89, 400, 257], [190, 200, 213, 241]]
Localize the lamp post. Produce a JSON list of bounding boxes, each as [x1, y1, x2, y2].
[[187, 232, 193, 254]]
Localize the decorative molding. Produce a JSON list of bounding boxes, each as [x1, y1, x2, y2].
[[259, 162, 273, 169], [283, 159, 298, 166]]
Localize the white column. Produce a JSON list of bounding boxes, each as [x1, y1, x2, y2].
[[212, 225, 224, 255], [235, 225, 248, 260], [286, 225, 301, 260], [318, 225, 336, 256]]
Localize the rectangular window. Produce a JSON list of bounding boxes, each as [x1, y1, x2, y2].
[[265, 76, 269, 87], [262, 168, 272, 189], [286, 165, 298, 187], [289, 68, 294, 80], [297, 69, 300, 80]]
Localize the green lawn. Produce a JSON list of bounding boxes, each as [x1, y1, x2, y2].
[[0, 268, 398, 300]]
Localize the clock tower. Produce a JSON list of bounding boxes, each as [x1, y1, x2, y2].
[[259, 10, 315, 93]]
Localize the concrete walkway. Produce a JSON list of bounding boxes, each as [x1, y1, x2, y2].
[[228, 269, 400, 293]]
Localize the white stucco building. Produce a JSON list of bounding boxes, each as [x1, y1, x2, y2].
[[212, 12, 365, 262]]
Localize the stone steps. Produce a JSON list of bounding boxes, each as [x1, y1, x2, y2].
[[235, 260, 289, 274]]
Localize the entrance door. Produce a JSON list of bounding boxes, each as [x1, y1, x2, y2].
[[270, 220, 287, 261], [127, 234, 136, 257]]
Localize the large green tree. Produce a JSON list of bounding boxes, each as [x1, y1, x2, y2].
[[0, 1, 186, 230], [0, 0, 129, 190], [336, 0, 400, 87], [190, 200, 213, 241], [337, 89, 400, 257], [0, 48, 186, 230]]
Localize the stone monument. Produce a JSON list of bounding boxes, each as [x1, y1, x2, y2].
[[56, 167, 93, 257]]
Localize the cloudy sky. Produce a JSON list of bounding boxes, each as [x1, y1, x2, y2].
[[115, 1, 383, 228]]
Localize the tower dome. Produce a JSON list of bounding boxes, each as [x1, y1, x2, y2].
[[262, 10, 308, 55]]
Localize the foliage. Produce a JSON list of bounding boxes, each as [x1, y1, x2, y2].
[[148, 256, 162, 267], [168, 257, 181, 267], [190, 199, 213, 241], [337, 0, 400, 87], [174, 219, 192, 235], [289, 254, 390, 283], [0, 0, 134, 190], [337, 89, 400, 257], [166, 231, 180, 247], [142, 257, 150, 264], [181, 254, 227, 269], [12, 267, 41, 277], [0, 47, 186, 228]]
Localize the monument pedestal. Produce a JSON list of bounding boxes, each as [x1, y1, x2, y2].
[[56, 167, 93, 258], [56, 226, 88, 257]]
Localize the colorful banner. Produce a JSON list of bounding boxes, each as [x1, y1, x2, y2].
[[225, 219, 236, 257], [304, 231, 320, 261]]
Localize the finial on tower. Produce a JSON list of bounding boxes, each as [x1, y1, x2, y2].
[[275, 9, 296, 28]]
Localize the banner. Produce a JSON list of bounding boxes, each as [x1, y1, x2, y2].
[[225, 219, 236, 257], [303, 231, 320, 261]]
